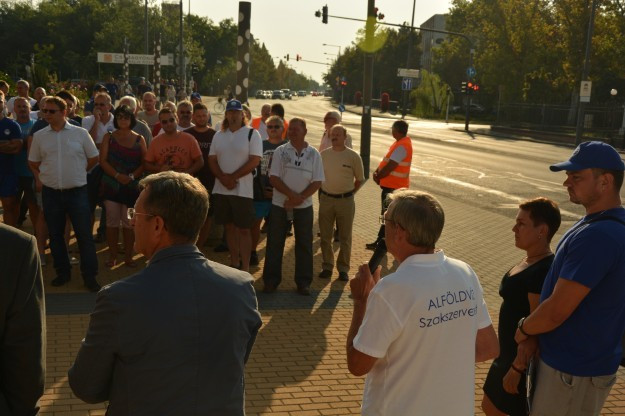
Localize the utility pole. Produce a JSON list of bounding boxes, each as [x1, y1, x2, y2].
[[575, 0, 598, 145], [401, 0, 416, 119], [179, 0, 186, 96], [145, 0, 149, 79], [361, 0, 375, 179]]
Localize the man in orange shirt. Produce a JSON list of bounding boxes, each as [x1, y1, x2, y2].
[[251, 103, 271, 140], [145, 108, 204, 175], [366, 120, 412, 250]]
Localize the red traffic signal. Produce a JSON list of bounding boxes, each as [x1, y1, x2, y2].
[[296, 54, 301, 61], [373, 7, 384, 20]]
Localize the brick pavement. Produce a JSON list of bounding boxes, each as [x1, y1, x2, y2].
[[21, 131, 625, 415]]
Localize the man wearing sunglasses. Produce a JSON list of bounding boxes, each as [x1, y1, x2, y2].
[[28, 96, 101, 292], [144, 108, 203, 175]]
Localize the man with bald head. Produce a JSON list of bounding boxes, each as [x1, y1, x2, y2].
[[319, 111, 352, 152]]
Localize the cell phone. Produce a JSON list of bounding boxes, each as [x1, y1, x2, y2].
[[368, 239, 387, 274]]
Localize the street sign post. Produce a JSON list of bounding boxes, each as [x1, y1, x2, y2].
[[466, 66, 476, 78], [97, 52, 173, 66], [397, 68, 420, 78], [401, 77, 413, 91], [580, 80, 592, 103]]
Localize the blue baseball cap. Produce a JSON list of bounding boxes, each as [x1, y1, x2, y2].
[[550, 141, 625, 172], [190, 92, 201, 100], [225, 99, 242, 111]]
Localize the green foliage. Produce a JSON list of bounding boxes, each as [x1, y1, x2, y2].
[[410, 70, 451, 118]]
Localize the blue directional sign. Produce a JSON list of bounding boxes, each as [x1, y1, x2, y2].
[[338, 104, 345, 113], [401, 77, 413, 91], [466, 66, 476, 78]]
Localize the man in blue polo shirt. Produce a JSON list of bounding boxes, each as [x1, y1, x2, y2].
[[0, 92, 24, 226], [515, 141, 625, 416]]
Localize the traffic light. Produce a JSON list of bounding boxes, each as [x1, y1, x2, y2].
[[374, 7, 384, 20], [467, 81, 474, 94], [322, 5, 328, 24], [461, 81, 467, 93], [286, 54, 289, 61], [191, 64, 198, 76], [340, 78, 347, 87], [296, 54, 301, 61], [473, 83, 480, 93]]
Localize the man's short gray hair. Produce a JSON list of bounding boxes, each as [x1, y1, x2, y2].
[[387, 190, 445, 249], [118, 96, 137, 112], [325, 111, 341, 123], [139, 172, 209, 243]]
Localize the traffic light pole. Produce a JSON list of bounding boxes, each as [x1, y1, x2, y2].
[[464, 49, 474, 131], [361, 0, 375, 180]]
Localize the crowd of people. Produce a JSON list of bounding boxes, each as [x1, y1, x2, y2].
[[2, 78, 625, 416]]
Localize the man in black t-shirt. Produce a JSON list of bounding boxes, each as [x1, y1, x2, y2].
[[185, 103, 216, 247]]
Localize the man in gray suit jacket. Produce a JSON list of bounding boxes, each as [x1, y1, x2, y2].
[[69, 171, 262, 415], [0, 224, 45, 416]]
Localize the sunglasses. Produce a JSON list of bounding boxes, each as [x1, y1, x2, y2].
[[42, 109, 59, 114], [267, 125, 282, 129], [160, 118, 176, 125]]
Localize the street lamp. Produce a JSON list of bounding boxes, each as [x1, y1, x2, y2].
[[322, 43, 341, 57]]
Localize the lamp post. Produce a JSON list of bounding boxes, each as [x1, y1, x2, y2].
[[401, 0, 417, 119], [322, 43, 341, 57]]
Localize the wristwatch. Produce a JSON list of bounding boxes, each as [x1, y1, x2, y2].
[[517, 317, 530, 336], [128, 173, 135, 180]]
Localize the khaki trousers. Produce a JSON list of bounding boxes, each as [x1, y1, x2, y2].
[[318, 193, 355, 273]]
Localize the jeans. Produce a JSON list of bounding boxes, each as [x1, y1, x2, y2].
[[42, 185, 98, 281], [262, 205, 313, 288]]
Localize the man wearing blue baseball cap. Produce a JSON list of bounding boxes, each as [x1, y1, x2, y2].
[[514, 141, 625, 415]]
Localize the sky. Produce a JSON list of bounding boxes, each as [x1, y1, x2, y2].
[[189, 0, 454, 84]]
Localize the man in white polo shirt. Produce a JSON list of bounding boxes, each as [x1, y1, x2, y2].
[[208, 100, 262, 272], [347, 190, 499, 415], [262, 117, 325, 295], [28, 96, 101, 292]]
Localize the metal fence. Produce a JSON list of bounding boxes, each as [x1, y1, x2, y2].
[[496, 103, 625, 139]]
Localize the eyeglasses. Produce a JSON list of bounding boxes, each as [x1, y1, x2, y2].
[[160, 118, 176, 125], [267, 125, 282, 130], [42, 109, 59, 114], [379, 214, 397, 226], [127, 208, 155, 220]]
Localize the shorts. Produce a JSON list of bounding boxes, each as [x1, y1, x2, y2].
[[254, 200, 271, 219], [213, 194, 254, 228], [0, 174, 19, 198], [103, 200, 131, 229], [18, 176, 36, 205]]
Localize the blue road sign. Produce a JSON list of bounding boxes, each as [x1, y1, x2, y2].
[[466, 66, 476, 78], [402, 77, 413, 91], [338, 104, 345, 113]]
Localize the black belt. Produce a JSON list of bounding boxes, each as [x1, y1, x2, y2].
[[320, 189, 355, 199], [43, 184, 87, 192]]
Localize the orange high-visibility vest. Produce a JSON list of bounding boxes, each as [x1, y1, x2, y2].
[[251, 117, 262, 130], [378, 136, 412, 189]]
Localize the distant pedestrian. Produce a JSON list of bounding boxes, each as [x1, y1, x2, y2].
[[318, 124, 364, 282], [137, 91, 159, 131], [514, 141, 625, 416], [0, 91, 24, 226], [262, 117, 324, 295], [347, 189, 499, 415], [69, 171, 262, 415], [0, 223, 45, 416]]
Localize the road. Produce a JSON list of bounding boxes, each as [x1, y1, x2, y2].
[[222, 95, 595, 226]]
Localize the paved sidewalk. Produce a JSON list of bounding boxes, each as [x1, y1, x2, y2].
[[31, 140, 625, 414]]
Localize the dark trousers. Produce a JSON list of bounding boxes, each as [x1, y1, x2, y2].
[[377, 186, 395, 240], [42, 185, 98, 281], [263, 205, 313, 288]]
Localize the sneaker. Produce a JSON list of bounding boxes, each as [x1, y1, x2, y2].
[[70, 256, 79, 265], [318, 269, 332, 279], [338, 272, 349, 281], [250, 251, 259, 266]]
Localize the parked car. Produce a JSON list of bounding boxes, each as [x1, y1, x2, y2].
[[298, 90, 307, 97], [272, 90, 285, 99], [281, 89, 292, 100], [255, 90, 265, 99]]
